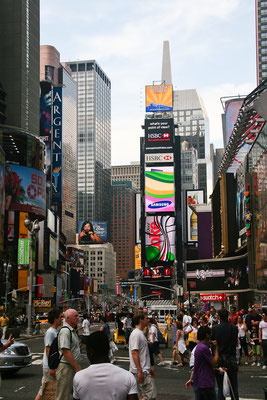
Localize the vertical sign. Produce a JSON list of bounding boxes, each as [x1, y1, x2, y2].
[[18, 238, 30, 265], [52, 87, 63, 202]]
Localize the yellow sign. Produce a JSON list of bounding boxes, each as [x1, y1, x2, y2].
[[33, 299, 52, 308], [145, 85, 173, 112], [135, 245, 141, 270]]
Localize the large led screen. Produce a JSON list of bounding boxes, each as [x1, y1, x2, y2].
[[145, 167, 175, 213], [145, 118, 174, 153], [78, 221, 107, 244], [225, 98, 243, 146], [186, 190, 204, 243], [145, 215, 175, 265], [146, 85, 173, 112]]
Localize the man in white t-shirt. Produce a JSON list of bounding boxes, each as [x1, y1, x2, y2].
[[129, 311, 156, 400], [34, 308, 62, 400], [180, 309, 192, 333], [73, 331, 138, 400], [148, 320, 165, 366], [259, 312, 267, 370]]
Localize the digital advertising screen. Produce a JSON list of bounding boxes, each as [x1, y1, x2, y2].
[[145, 167, 175, 213], [145, 215, 175, 265], [145, 118, 174, 153], [40, 81, 52, 186], [225, 98, 243, 146], [145, 85, 173, 112], [186, 190, 204, 243], [78, 221, 107, 244], [5, 164, 46, 217]]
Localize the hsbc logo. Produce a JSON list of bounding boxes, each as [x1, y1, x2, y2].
[[147, 132, 171, 141], [162, 133, 170, 138], [145, 153, 174, 164]]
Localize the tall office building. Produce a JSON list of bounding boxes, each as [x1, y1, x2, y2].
[[67, 60, 111, 231], [0, 0, 40, 134], [256, 0, 267, 84], [111, 162, 140, 191], [112, 181, 136, 279], [181, 141, 198, 190]]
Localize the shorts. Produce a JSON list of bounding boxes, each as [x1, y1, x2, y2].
[[252, 345, 261, 356], [38, 368, 56, 396], [133, 371, 156, 400], [150, 341, 160, 356]]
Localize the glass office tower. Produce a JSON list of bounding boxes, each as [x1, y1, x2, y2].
[[256, 0, 267, 84], [67, 61, 111, 232]]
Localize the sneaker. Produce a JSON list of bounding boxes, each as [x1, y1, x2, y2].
[[111, 359, 116, 364], [257, 362, 261, 367], [262, 365, 267, 370], [245, 362, 248, 365], [157, 361, 165, 366], [251, 362, 256, 366]]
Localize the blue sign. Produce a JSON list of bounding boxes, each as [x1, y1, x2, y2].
[[148, 201, 172, 210], [52, 87, 62, 202]]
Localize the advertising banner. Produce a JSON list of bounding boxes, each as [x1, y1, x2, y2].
[[18, 270, 28, 292], [145, 167, 175, 213], [5, 164, 46, 217], [33, 299, 52, 309], [17, 238, 30, 265], [145, 153, 174, 164], [136, 193, 141, 243], [145, 215, 175, 265], [236, 188, 247, 248], [78, 221, 107, 244], [143, 266, 172, 279], [19, 212, 29, 239], [145, 119, 174, 153], [145, 85, 173, 112], [49, 236, 57, 269], [225, 98, 243, 146], [40, 81, 52, 186], [186, 190, 204, 243], [200, 294, 226, 302], [186, 255, 249, 292], [52, 87, 63, 203], [135, 244, 141, 269]]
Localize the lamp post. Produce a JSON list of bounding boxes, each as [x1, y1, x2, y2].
[[3, 262, 11, 312], [24, 216, 40, 335]]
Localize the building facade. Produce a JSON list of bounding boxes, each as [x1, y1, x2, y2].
[[0, 0, 40, 134], [67, 60, 111, 231], [112, 181, 136, 279], [111, 162, 140, 191], [181, 141, 198, 190], [256, 0, 267, 84]]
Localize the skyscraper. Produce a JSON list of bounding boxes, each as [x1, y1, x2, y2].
[[111, 162, 140, 191], [67, 61, 111, 231], [0, 0, 40, 134], [256, 0, 267, 84]]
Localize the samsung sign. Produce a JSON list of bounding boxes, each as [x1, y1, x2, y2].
[[145, 153, 174, 164]]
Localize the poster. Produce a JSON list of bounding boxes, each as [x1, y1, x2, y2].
[[145, 167, 175, 213]]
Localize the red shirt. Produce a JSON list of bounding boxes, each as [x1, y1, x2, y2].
[[229, 314, 238, 325]]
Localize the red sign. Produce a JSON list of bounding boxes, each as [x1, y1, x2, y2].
[[200, 294, 226, 302], [234, 295, 238, 301]]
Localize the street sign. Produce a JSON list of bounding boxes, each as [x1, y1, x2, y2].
[[200, 294, 225, 302]]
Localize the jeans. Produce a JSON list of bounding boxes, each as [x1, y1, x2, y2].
[[216, 367, 239, 400], [198, 387, 217, 400], [262, 339, 267, 366]]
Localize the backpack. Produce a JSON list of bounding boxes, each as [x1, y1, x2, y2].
[[157, 328, 165, 344], [48, 326, 72, 369]]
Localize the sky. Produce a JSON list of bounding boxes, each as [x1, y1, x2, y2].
[[40, 0, 257, 165]]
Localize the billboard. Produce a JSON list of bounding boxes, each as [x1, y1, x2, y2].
[[145, 215, 175, 265], [145, 153, 174, 164], [145, 85, 173, 112], [224, 98, 243, 146], [145, 167, 175, 213], [17, 238, 30, 265], [136, 193, 141, 243], [52, 87, 63, 203], [49, 235, 57, 269], [5, 164, 46, 217], [145, 118, 174, 153], [78, 221, 107, 244], [40, 81, 52, 186], [186, 255, 249, 292], [236, 188, 247, 248], [186, 190, 204, 243], [135, 244, 141, 269]]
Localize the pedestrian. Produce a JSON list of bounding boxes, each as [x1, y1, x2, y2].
[[259, 311, 267, 370], [229, 307, 238, 325], [187, 318, 198, 351], [34, 308, 62, 400], [81, 314, 90, 345], [212, 308, 239, 400], [148, 318, 165, 366], [180, 309, 192, 333], [175, 320, 190, 366], [123, 313, 133, 348], [100, 316, 117, 364], [73, 331, 138, 400], [250, 325, 261, 367], [237, 315, 248, 365], [172, 317, 179, 365], [166, 313, 172, 331], [0, 313, 9, 339], [186, 326, 218, 400], [129, 311, 156, 400], [245, 308, 254, 332], [56, 308, 81, 400]]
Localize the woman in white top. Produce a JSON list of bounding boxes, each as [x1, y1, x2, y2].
[[237, 315, 248, 365], [175, 321, 190, 367]]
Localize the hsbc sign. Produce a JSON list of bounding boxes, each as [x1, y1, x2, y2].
[[145, 118, 174, 153], [145, 153, 174, 164], [200, 294, 226, 302]]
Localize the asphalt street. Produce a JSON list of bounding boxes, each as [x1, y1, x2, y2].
[[0, 324, 266, 399]]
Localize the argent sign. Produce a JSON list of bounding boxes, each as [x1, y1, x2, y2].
[[145, 153, 174, 164]]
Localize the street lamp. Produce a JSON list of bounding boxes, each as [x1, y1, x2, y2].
[[24, 216, 40, 335], [3, 262, 11, 312]]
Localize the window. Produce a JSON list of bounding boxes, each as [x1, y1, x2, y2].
[[45, 65, 54, 82], [78, 63, 85, 71]]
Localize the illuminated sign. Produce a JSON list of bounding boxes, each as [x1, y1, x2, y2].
[[143, 266, 172, 279], [145, 167, 175, 213], [52, 87, 63, 202], [145, 216, 175, 265], [145, 118, 174, 153], [145, 85, 173, 112], [200, 294, 226, 302], [186, 190, 204, 243], [145, 153, 174, 164], [78, 221, 107, 244]]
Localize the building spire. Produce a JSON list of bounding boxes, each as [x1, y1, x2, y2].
[[161, 41, 172, 85]]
